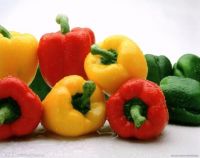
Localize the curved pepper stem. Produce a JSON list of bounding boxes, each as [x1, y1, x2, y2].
[[91, 44, 117, 65], [130, 105, 146, 128], [0, 104, 18, 125], [81, 81, 96, 109], [0, 25, 11, 38], [71, 81, 96, 114], [56, 14, 70, 34]]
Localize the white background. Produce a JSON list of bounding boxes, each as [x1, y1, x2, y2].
[[0, 0, 200, 158]]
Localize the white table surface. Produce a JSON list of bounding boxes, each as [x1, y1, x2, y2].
[[0, 123, 200, 158], [0, 0, 200, 158]]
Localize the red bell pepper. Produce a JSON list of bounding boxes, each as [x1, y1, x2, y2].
[[0, 77, 43, 140], [106, 79, 168, 140], [38, 14, 95, 86]]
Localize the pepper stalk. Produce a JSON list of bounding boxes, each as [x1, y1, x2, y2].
[[56, 14, 70, 34], [0, 25, 11, 38], [130, 105, 146, 128], [0, 98, 21, 125], [72, 81, 96, 114], [91, 44, 117, 64]]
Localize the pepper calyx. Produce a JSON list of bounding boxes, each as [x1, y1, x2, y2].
[[124, 98, 147, 128], [91, 44, 117, 65], [72, 81, 96, 114], [0, 98, 21, 125]]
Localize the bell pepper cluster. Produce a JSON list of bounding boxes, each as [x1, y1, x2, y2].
[[146, 53, 200, 125], [0, 14, 199, 141]]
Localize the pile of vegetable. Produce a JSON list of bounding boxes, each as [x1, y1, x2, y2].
[[0, 15, 199, 141]]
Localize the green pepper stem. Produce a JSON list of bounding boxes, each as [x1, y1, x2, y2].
[[130, 105, 146, 128], [0, 104, 16, 125], [56, 14, 70, 34], [91, 44, 117, 64], [0, 25, 11, 38], [80, 81, 96, 109]]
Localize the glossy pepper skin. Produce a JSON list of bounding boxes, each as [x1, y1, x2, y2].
[[145, 54, 172, 84], [84, 35, 147, 94], [38, 15, 95, 87], [173, 54, 200, 82], [160, 76, 200, 125], [30, 68, 51, 100], [42, 75, 106, 137], [0, 77, 43, 140], [106, 79, 168, 140], [0, 25, 38, 85]]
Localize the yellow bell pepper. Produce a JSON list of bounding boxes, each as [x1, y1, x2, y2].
[[42, 75, 106, 137], [84, 35, 148, 94], [0, 25, 38, 84]]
